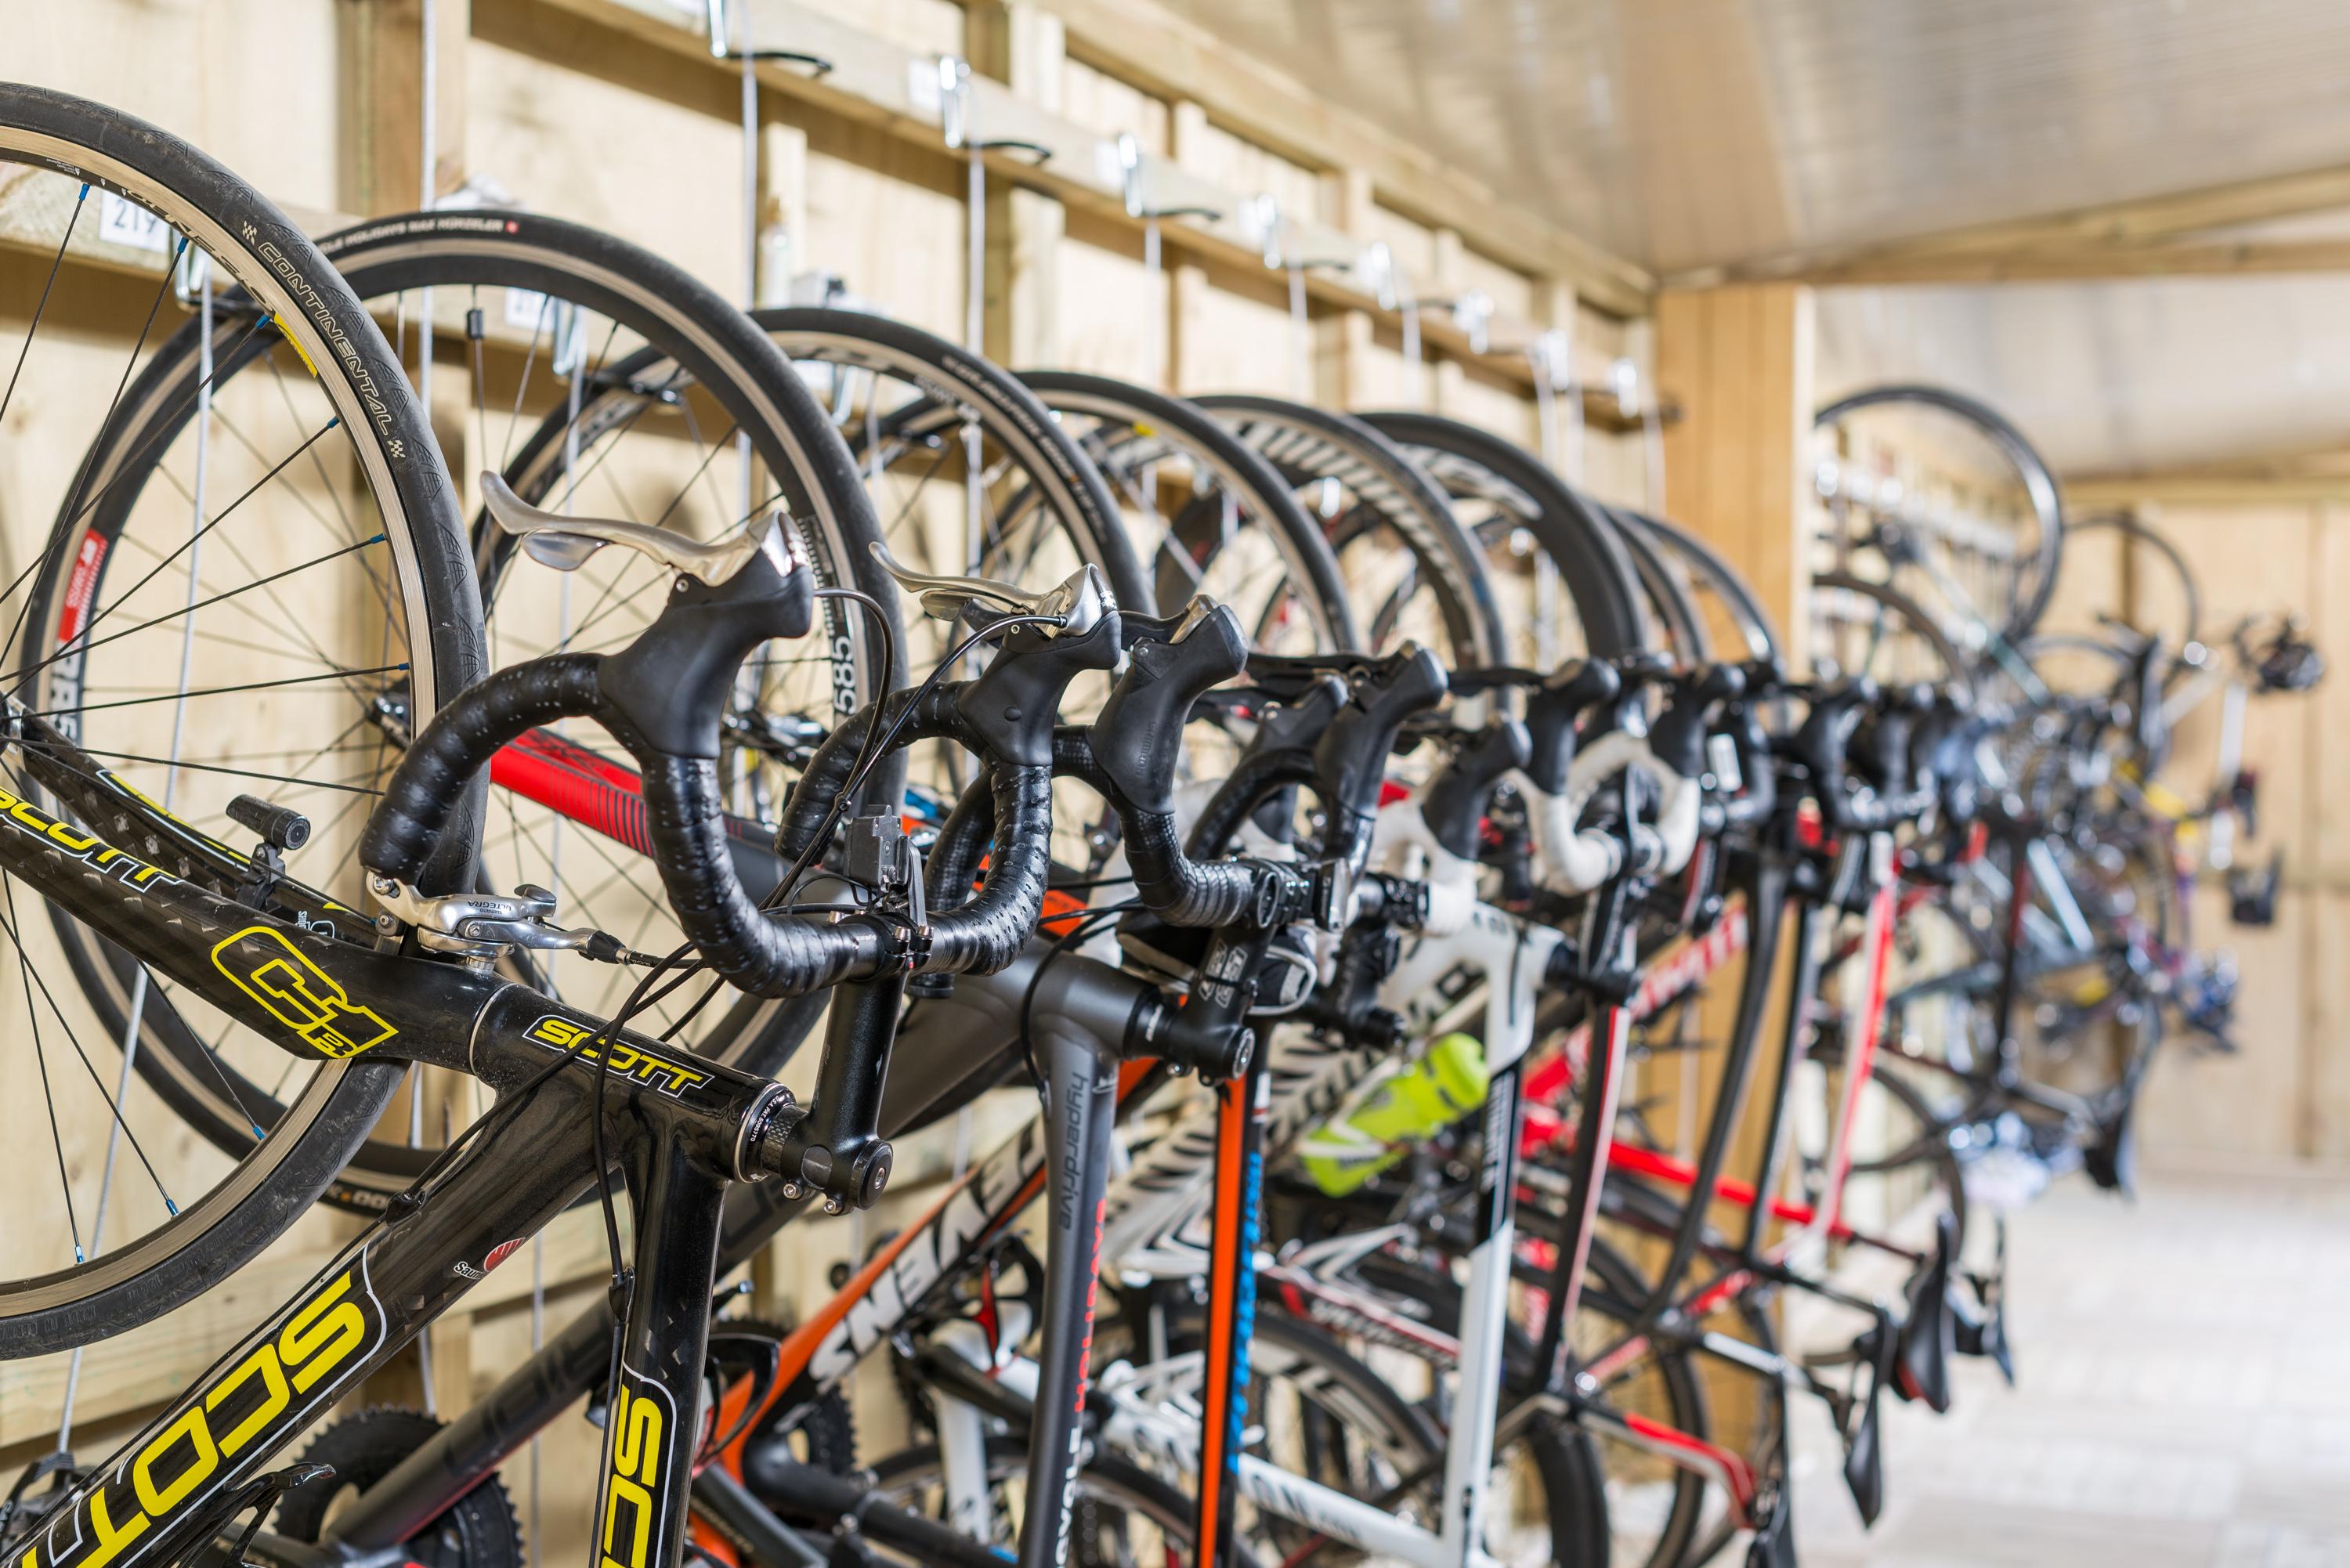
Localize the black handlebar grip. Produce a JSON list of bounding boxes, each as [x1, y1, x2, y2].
[[1318, 645, 1449, 827], [1788, 679, 1875, 805], [1648, 663, 1747, 782], [598, 546, 814, 760], [1719, 698, 1777, 824], [954, 613, 1123, 768], [1242, 646, 1417, 704], [1184, 674, 1347, 858], [1088, 605, 1249, 815], [1849, 683, 1931, 794], [1420, 717, 1532, 861], [1524, 659, 1622, 796], [361, 654, 605, 885]]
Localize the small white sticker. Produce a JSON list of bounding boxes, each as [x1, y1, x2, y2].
[[504, 286, 551, 331], [906, 59, 942, 114], [98, 191, 172, 255]]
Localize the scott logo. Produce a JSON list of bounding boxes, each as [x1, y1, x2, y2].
[[598, 1368, 678, 1568], [524, 1016, 711, 1097], [21, 1266, 385, 1568], [212, 925, 396, 1059], [0, 785, 180, 892]]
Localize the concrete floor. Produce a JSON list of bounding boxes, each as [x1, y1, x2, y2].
[[1787, 1169, 2350, 1568]]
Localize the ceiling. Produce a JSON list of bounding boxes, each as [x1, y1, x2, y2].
[[1151, 0, 2350, 476], [1150, 0, 2350, 274]]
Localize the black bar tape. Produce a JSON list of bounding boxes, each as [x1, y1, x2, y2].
[[360, 654, 605, 885], [772, 685, 971, 862]]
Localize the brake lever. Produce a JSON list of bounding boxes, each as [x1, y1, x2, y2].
[[482, 471, 798, 587], [869, 538, 1113, 638]]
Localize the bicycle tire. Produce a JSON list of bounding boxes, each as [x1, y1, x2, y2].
[[1018, 371, 1361, 652], [1159, 1299, 1610, 1567], [868, 1435, 1260, 1568], [1811, 569, 1976, 698], [1194, 396, 1511, 669], [2069, 509, 2201, 650], [34, 211, 898, 1208], [1342, 1239, 1705, 1568], [0, 85, 484, 1354], [753, 309, 1148, 614], [1815, 383, 2066, 645], [1618, 511, 1783, 670], [1358, 410, 1653, 663]]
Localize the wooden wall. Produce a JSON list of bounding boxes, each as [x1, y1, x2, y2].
[[0, 0, 1664, 1548], [2057, 485, 2348, 1168]]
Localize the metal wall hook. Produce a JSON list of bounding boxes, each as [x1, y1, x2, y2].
[[1244, 193, 1284, 268], [1423, 289, 1495, 354], [742, 48, 834, 74], [702, 0, 832, 71], [1115, 134, 1220, 222], [938, 54, 974, 148], [971, 138, 1054, 164], [1527, 327, 1574, 393]]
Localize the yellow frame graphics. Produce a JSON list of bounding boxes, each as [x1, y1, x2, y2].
[[210, 925, 397, 1059], [522, 1015, 713, 1098], [0, 783, 181, 891], [596, 1367, 678, 1568], [20, 1263, 387, 1568]]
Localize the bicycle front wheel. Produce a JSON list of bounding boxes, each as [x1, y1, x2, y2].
[[0, 85, 485, 1353]]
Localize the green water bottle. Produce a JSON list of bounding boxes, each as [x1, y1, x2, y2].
[[1299, 1032, 1490, 1196]]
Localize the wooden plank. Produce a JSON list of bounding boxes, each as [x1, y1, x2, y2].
[[522, 0, 1649, 390], [1751, 237, 2350, 286], [347, 0, 472, 217], [1655, 284, 1814, 649], [971, 1, 1068, 367], [2065, 473, 2350, 505], [1701, 159, 2350, 287]]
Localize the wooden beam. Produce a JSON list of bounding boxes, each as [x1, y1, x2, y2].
[[1321, 167, 1377, 407], [345, 0, 471, 217], [1777, 237, 2350, 286], [1166, 99, 1212, 393], [1654, 283, 1815, 653], [971, 1, 1067, 367], [2065, 473, 2350, 506], [1690, 161, 2350, 287]]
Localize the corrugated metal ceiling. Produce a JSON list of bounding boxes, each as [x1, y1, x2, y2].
[[1155, 0, 2350, 475], [1154, 0, 2350, 274]]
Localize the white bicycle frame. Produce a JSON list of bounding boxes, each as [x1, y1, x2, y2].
[[931, 899, 1564, 1568], [920, 735, 1679, 1563]]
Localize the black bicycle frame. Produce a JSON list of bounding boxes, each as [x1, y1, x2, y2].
[[0, 730, 810, 1568], [318, 943, 1168, 1568]]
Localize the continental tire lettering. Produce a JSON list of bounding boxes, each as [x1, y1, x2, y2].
[[0, 787, 180, 891], [25, 1265, 385, 1568], [522, 1016, 713, 1098], [598, 1370, 678, 1568], [254, 239, 394, 438], [212, 926, 396, 1060]]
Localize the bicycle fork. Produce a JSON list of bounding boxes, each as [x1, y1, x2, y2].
[[1013, 1013, 1123, 1568]]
